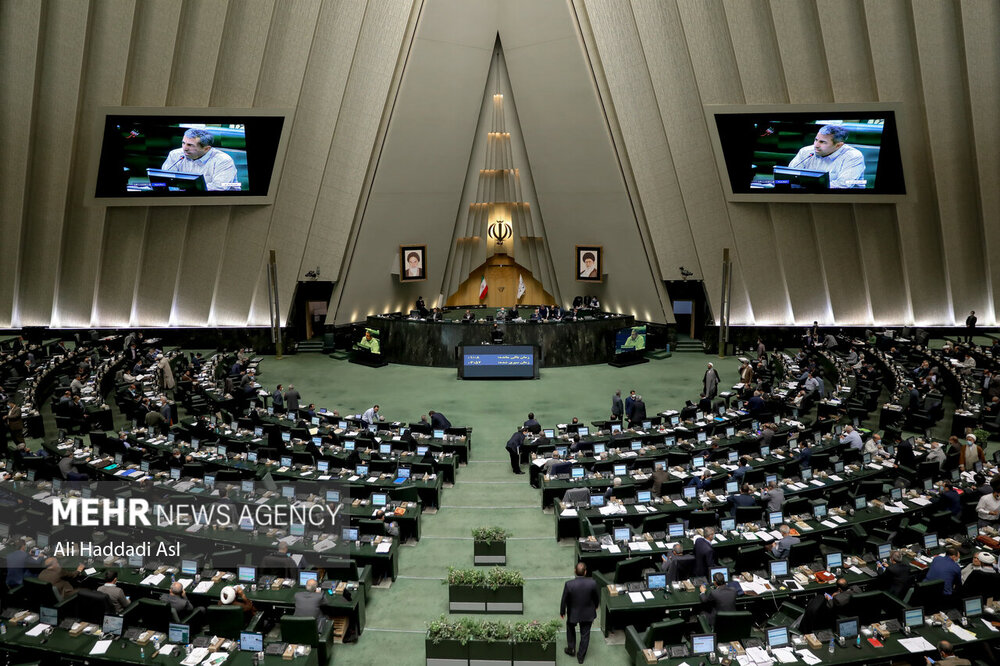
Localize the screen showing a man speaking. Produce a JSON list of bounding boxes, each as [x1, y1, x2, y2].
[[713, 110, 905, 196], [94, 114, 285, 198]]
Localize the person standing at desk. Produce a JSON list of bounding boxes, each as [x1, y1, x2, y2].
[[362, 405, 383, 426], [506, 427, 527, 475], [272, 384, 284, 411], [703, 363, 720, 399], [692, 528, 717, 577], [560, 562, 599, 664], [925, 548, 962, 596], [523, 412, 540, 432], [699, 573, 737, 628], [628, 395, 647, 426], [429, 410, 451, 430]]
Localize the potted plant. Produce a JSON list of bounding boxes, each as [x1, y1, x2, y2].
[[447, 567, 524, 614], [426, 615, 469, 664], [472, 526, 510, 565], [511, 619, 560, 664], [466, 619, 513, 665]]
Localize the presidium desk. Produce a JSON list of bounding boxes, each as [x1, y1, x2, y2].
[[366, 309, 634, 368]]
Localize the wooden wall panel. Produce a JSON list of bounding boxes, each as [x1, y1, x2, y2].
[[0, 1, 41, 327], [961, 0, 1000, 322]]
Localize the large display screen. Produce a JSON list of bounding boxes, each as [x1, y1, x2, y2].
[[614, 326, 646, 355], [459, 345, 539, 379], [91, 108, 291, 205], [707, 104, 906, 202]]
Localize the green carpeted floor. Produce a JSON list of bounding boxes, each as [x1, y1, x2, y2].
[[257, 351, 716, 665]]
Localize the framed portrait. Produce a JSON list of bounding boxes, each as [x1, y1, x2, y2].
[[399, 245, 426, 282], [576, 245, 602, 282]]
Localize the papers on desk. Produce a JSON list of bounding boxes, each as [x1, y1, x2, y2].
[[176, 578, 193, 590], [84, 567, 98, 576], [796, 649, 821, 665], [744, 646, 774, 665], [884, 505, 904, 514], [90, 639, 112, 655], [772, 647, 797, 663], [602, 544, 621, 554], [181, 647, 211, 666], [193, 580, 215, 594], [828, 474, 843, 482], [830, 515, 847, 524], [672, 499, 688, 508], [313, 539, 336, 552], [348, 475, 360, 482], [376, 542, 392, 553], [982, 618, 999, 632], [755, 531, 775, 543], [867, 463, 883, 470], [141, 573, 166, 586], [628, 540, 652, 552], [898, 636, 936, 653], [25, 623, 51, 637], [909, 496, 932, 506], [627, 591, 645, 603], [948, 623, 977, 641], [810, 479, 825, 487], [821, 520, 839, 529], [560, 508, 578, 517]]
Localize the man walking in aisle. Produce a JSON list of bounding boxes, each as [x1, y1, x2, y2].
[[560, 562, 599, 663]]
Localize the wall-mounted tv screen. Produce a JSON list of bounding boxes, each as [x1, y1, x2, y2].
[[91, 108, 292, 205], [707, 104, 905, 202], [614, 326, 646, 355]]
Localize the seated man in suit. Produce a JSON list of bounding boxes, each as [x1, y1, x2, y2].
[[697, 393, 712, 414], [875, 550, 913, 598], [97, 570, 130, 614], [39, 557, 84, 599], [699, 572, 737, 628], [659, 544, 693, 584], [729, 484, 757, 516], [523, 412, 540, 433], [294, 578, 324, 618], [161, 581, 194, 615], [768, 524, 800, 559]]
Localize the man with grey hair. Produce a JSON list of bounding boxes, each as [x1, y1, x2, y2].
[[788, 124, 866, 189], [160, 127, 239, 191]]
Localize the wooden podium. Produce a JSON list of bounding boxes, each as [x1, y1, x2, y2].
[[447, 253, 553, 308]]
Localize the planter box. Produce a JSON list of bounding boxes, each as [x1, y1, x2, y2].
[[469, 639, 513, 666], [426, 637, 469, 666], [474, 540, 507, 566], [512, 641, 557, 666], [448, 585, 524, 614]]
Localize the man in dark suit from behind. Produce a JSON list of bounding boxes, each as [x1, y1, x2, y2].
[[428, 410, 451, 430], [876, 550, 914, 599], [523, 412, 541, 433], [629, 395, 647, 426], [560, 562, 599, 664], [693, 527, 717, 577], [699, 572, 737, 628]]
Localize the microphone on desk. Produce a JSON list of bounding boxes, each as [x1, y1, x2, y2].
[[164, 155, 186, 170]]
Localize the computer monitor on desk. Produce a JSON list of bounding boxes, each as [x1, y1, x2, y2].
[[692, 634, 715, 655], [146, 169, 206, 192]]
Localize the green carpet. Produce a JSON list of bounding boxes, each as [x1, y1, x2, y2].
[[256, 351, 718, 665]]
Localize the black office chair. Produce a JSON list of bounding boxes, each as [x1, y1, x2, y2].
[[19, 577, 63, 610], [688, 511, 717, 529], [904, 579, 946, 613], [614, 556, 652, 584], [709, 611, 754, 642], [280, 615, 334, 665], [72, 588, 116, 623], [211, 548, 246, 571], [123, 598, 179, 632], [624, 618, 687, 663], [767, 600, 805, 628], [787, 540, 820, 567], [735, 506, 762, 524], [206, 605, 245, 639]]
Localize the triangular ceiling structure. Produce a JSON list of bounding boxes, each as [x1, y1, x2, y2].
[[328, 0, 671, 325]]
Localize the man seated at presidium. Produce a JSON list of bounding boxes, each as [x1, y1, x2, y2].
[[161, 128, 239, 191], [787, 124, 866, 189]]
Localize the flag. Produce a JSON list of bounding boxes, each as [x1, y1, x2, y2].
[[517, 274, 526, 299], [478, 275, 488, 299]]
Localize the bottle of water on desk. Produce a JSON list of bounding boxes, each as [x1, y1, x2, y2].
[[828, 637, 834, 654]]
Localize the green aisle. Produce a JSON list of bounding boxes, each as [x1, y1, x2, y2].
[[258, 351, 710, 665]]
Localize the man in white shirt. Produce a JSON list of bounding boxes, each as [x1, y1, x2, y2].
[[976, 487, 1000, 526], [361, 405, 383, 425], [839, 425, 864, 451], [160, 128, 239, 191], [787, 125, 866, 189]]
